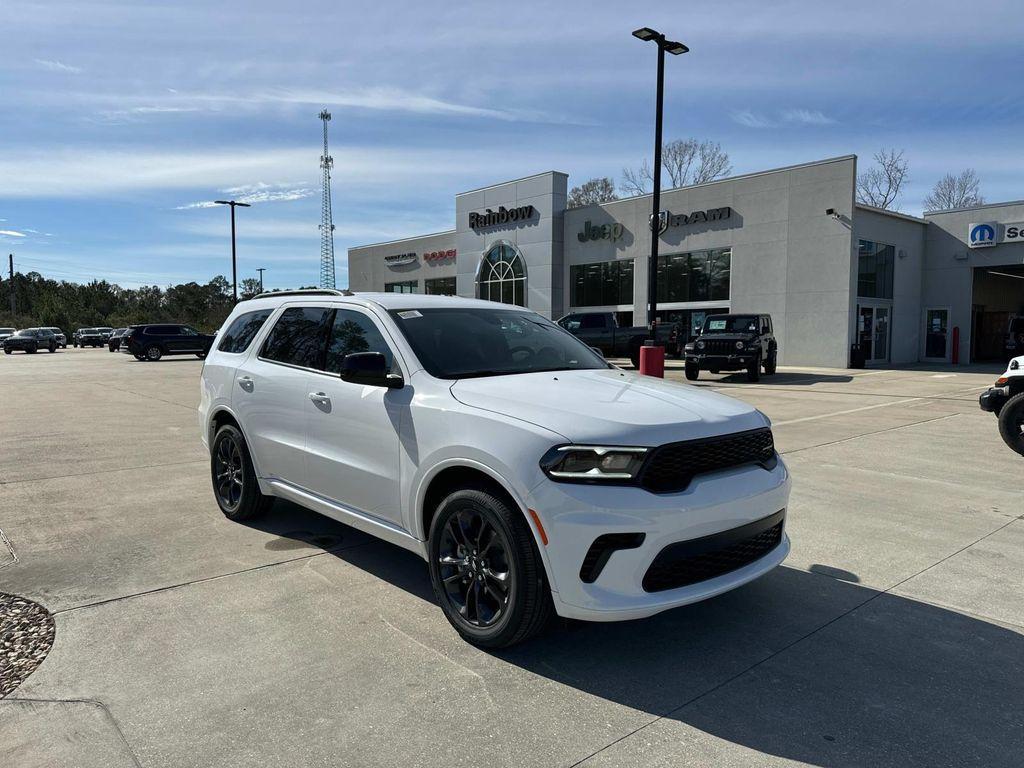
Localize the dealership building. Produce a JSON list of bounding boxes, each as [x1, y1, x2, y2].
[[348, 155, 1024, 367]]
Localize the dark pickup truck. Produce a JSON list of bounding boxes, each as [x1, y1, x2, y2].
[[557, 312, 675, 369]]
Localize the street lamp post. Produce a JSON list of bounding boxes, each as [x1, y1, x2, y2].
[[214, 200, 251, 303], [632, 27, 688, 369], [256, 267, 266, 293]]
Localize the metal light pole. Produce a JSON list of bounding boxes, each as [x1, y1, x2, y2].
[[632, 27, 688, 352], [214, 200, 251, 303], [256, 267, 266, 293]]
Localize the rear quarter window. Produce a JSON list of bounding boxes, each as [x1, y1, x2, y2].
[[259, 307, 330, 368], [218, 309, 273, 354]]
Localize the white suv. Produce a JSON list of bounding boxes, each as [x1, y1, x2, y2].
[[199, 290, 791, 647]]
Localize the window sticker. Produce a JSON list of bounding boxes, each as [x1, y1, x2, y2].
[[708, 319, 727, 331], [397, 310, 423, 319]]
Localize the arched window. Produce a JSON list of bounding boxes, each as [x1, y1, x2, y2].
[[477, 242, 526, 306]]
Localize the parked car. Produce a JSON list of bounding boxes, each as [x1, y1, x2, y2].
[[556, 311, 674, 368], [979, 355, 1024, 456], [41, 327, 67, 348], [122, 323, 215, 361], [0, 327, 15, 343], [1006, 315, 1024, 360], [107, 327, 130, 352], [684, 313, 778, 382], [3, 328, 58, 354], [74, 328, 105, 347], [199, 290, 790, 648]]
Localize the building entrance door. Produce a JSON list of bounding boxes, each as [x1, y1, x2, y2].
[[924, 308, 950, 361], [858, 305, 891, 364]]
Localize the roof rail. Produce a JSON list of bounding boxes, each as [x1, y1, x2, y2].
[[251, 288, 354, 300]]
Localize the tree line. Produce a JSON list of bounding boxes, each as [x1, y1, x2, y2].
[[567, 138, 985, 214], [0, 271, 274, 334]]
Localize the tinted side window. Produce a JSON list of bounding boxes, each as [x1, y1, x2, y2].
[[324, 309, 395, 374], [149, 326, 173, 336], [218, 310, 272, 354], [580, 314, 606, 330], [260, 307, 330, 368]]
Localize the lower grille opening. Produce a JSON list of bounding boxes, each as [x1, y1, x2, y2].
[[580, 533, 646, 583], [642, 510, 785, 593]]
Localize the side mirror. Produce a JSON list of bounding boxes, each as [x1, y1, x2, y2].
[[340, 352, 403, 389], [590, 346, 605, 359]]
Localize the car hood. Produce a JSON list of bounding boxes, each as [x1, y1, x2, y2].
[[449, 368, 769, 444]]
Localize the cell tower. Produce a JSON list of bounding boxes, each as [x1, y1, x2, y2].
[[318, 109, 336, 288]]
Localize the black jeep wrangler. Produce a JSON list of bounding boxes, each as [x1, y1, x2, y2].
[[684, 313, 777, 382]]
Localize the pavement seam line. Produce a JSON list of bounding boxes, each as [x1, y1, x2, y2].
[[780, 412, 960, 456], [569, 515, 1021, 768], [0, 459, 205, 486], [53, 540, 377, 616], [1, 696, 144, 767]]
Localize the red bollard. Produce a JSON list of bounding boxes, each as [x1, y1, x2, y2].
[[639, 343, 665, 378]]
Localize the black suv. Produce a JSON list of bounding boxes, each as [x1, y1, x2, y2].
[[684, 313, 777, 382], [74, 328, 106, 347], [122, 324, 215, 361]]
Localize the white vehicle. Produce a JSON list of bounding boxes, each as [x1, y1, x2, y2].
[[199, 290, 791, 647], [979, 355, 1024, 456]]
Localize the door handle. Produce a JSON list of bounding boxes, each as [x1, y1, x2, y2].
[[238, 376, 254, 392], [309, 392, 330, 403]]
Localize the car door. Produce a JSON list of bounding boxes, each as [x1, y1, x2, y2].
[[303, 305, 405, 526], [231, 305, 331, 489], [178, 325, 205, 352]]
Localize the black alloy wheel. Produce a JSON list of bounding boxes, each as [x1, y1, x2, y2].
[[428, 486, 552, 648], [145, 345, 162, 361], [997, 392, 1024, 457], [210, 424, 272, 520], [684, 360, 699, 381]]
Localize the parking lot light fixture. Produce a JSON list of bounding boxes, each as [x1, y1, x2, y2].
[[214, 200, 251, 303]]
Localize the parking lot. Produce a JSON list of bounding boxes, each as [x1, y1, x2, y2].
[[1, 347, 1020, 767]]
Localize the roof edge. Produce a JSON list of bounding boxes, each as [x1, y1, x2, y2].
[[349, 228, 456, 252], [855, 203, 927, 224]]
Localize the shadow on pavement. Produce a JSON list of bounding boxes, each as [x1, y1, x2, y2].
[[257, 508, 1022, 768], [710, 371, 855, 386]]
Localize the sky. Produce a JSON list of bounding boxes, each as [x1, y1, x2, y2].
[[1, 0, 1022, 290]]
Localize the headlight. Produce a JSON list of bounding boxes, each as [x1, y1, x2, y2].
[[697, 341, 705, 350], [540, 445, 648, 482]]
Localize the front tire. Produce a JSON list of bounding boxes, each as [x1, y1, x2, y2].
[[3, 348, 10, 355], [27, 344, 37, 354], [997, 392, 1024, 457], [428, 486, 552, 648], [145, 345, 162, 361], [746, 354, 761, 382], [211, 424, 273, 520], [684, 360, 699, 381], [764, 349, 777, 375]]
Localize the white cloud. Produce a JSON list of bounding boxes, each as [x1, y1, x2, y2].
[[731, 110, 775, 129], [175, 182, 316, 210], [781, 108, 836, 126], [0, 229, 27, 237], [34, 58, 82, 74]]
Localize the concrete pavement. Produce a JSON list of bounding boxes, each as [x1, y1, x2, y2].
[[1, 348, 1020, 767]]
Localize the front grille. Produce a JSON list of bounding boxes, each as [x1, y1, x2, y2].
[[639, 428, 775, 493], [642, 510, 785, 592], [700, 338, 739, 355]]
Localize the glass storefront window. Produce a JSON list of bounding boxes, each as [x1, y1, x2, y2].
[[478, 243, 526, 306], [569, 259, 634, 307], [857, 240, 894, 299], [424, 277, 456, 295], [384, 280, 418, 293], [655, 249, 731, 303]]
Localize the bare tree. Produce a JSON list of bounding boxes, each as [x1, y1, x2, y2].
[[620, 139, 731, 196], [567, 177, 619, 208], [923, 169, 984, 211], [856, 148, 909, 210]]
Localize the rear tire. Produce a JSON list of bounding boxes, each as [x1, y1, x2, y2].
[[997, 392, 1024, 457], [3, 348, 10, 355], [145, 345, 162, 361], [746, 354, 761, 382], [48, 343, 56, 352], [428, 485, 552, 648], [134, 354, 145, 361], [211, 424, 273, 520], [684, 361, 699, 381]]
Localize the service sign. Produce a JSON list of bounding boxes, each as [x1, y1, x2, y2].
[[1003, 223, 1024, 244]]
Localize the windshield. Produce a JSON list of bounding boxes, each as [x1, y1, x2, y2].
[[703, 315, 758, 334], [14, 329, 35, 336], [0, 328, 14, 334], [389, 306, 609, 379]]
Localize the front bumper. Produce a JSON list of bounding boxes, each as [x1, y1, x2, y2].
[[526, 457, 791, 622], [686, 352, 758, 370], [979, 386, 1010, 413]]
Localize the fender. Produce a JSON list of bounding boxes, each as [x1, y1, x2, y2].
[[207, 405, 266, 482]]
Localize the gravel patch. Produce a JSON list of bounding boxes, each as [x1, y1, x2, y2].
[[0, 593, 55, 697]]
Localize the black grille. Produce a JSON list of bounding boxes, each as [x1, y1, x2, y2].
[[640, 428, 775, 493], [642, 510, 785, 592], [700, 338, 740, 355]]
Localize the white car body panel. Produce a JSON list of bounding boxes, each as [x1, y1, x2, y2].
[[198, 292, 791, 623]]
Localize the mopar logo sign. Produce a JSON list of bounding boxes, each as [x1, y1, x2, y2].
[[968, 222, 997, 248]]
